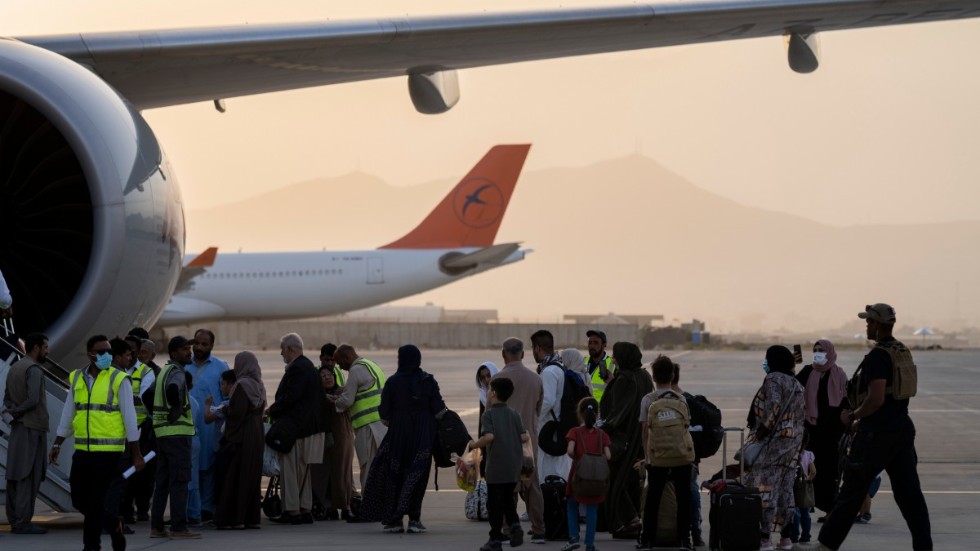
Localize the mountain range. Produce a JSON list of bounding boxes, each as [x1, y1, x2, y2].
[[186, 155, 980, 333]]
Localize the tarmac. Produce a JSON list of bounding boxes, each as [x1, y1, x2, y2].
[[3, 348, 979, 550]]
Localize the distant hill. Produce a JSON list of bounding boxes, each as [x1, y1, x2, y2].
[[187, 155, 980, 332]]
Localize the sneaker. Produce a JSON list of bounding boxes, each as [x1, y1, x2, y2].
[[149, 529, 169, 538], [480, 539, 504, 551], [530, 533, 546, 545], [407, 520, 426, 533], [561, 538, 581, 551], [521, 512, 530, 522], [169, 530, 202, 539], [777, 537, 794, 550], [759, 540, 774, 551], [509, 523, 524, 547], [861, 512, 872, 523], [800, 536, 812, 543], [383, 520, 405, 533]]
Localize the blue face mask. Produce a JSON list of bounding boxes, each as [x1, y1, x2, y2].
[[95, 352, 112, 370], [762, 359, 770, 374]]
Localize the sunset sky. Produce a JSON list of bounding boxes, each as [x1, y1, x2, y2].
[[5, 1, 980, 331]]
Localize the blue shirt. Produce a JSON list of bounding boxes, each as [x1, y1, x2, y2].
[[185, 354, 229, 469]]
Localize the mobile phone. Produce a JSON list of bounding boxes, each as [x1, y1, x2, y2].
[[793, 344, 803, 364]]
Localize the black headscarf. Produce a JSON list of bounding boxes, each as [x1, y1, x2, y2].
[[612, 341, 643, 371], [766, 345, 795, 375], [397, 344, 422, 373]]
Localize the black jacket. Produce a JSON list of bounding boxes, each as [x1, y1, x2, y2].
[[269, 355, 328, 439]]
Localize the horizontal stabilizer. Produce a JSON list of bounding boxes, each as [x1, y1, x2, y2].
[[438, 243, 523, 275]]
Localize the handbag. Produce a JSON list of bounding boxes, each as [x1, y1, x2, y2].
[[571, 428, 609, 497], [265, 417, 299, 453], [464, 479, 489, 520], [794, 466, 815, 508], [735, 393, 794, 469], [538, 412, 567, 457], [262, 475, 283, 519]]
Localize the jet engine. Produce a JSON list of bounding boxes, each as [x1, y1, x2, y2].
[[0, 39, 184, 368]]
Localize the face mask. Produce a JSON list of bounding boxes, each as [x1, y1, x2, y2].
[[762, 359, 770, 374], [95, 352, 112, 370], [813, 352, 828, 366]]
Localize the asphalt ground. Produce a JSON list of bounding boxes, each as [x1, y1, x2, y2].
[[4, 348, 978, 550]]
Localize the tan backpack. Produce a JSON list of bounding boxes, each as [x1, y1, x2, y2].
[[877, 340, 918, 400], [647, 391, 695, 468]]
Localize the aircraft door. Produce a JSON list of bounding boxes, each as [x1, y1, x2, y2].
[[367, 257, 384, 284]]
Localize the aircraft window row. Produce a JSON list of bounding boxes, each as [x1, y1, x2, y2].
[[204, 269, 343, 279]]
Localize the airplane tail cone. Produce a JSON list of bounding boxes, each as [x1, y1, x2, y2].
[[380, 144, 530, 249]]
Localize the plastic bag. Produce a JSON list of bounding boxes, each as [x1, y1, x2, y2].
[[520, 439, 536, 480], [455, 447, 481, 492], [263, 423, 281, 476]]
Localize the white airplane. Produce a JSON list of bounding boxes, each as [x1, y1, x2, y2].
[[0, 1, 977, 364], [159, 145, 530, 326]]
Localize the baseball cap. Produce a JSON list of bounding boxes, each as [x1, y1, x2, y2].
[[167, 335, 197, 353], [586, 329, 607, 344], [858, 303, 897, 324]]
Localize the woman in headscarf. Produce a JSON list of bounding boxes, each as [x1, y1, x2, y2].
[[598, 341, 652, 539], [359, 344, 446, 534], [311, 364, 356, 520], [796, 339, 849, 516], [475, 361, 499, 477], [560, 348, 591, 396], [214, 351, 267, 529], [743, 345, 805, 551]]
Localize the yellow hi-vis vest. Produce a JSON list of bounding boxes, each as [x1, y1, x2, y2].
[[349, 359, 386, 430], [333, 365, 346, 388], [130, 362, 152, 425], [152, 362, 195, 438], [71, 367, 128, 452], [589, 355, 616, 403]]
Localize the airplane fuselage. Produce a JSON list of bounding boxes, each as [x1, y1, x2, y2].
[[159, 247, 523, 325]]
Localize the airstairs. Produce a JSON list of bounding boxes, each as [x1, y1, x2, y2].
[[0, 318, 76, 512]]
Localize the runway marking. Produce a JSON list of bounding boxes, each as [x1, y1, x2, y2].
[[424, 489, 980, 494], [717, 408, 980, 414]]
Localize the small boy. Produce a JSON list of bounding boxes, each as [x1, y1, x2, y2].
[[468, 377, 529, 551]]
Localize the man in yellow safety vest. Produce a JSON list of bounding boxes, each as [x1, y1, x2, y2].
[[49, 336, 145, 551], [329, 344, 388, 491], [586, 329, 616, 403]]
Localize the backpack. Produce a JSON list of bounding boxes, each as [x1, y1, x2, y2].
[[571, 428, 609, 498], [646, 391, 695, 467], [433, 407, 472, 468], [686, 394, 724, 460], [539, 367, 592, 456], [876, 340, 918, 400]]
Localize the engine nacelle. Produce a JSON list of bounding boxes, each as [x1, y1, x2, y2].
[[0, 39, 184, 368]]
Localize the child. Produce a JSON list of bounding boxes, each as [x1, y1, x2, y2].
[[783, 436, 817, 546], [563, 397, 611, 551], [468, 377, 529, 551], [204, 370, 235, 425]]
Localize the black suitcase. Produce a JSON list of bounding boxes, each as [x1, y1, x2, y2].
[[708, 427, 763, 551], [541, 475, 569, 540]]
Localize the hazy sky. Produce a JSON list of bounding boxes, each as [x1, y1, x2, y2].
[[5, 2, 980, 333], [5, 1, 980, 227]]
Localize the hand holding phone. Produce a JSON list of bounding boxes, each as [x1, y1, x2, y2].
[[793, 344, 803, 364]]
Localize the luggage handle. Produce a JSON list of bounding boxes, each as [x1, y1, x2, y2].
[[721, 426, 746, 485]]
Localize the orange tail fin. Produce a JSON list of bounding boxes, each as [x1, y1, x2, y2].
[[380, 144, 531, 249]]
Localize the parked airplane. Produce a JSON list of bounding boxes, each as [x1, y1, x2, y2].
[[159, 145, 530, 326], [0, 1, 977, 365]]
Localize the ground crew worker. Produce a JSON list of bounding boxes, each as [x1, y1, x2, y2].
[[121, 334, 156, 524], [586, 329, 616, 403], [49, 336, 144, 551], [328, 344, 387, 490], [150, 336, 201, 539]]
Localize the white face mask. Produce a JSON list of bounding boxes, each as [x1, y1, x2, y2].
[[813, 352, 828, 366]]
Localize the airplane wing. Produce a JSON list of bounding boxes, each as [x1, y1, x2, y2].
[[20, 1, 979, 110], [174, 247, 218, 294]]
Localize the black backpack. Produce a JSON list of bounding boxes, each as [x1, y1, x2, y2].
[[433, 407, 472, 468], [685, 394, 723, 461]]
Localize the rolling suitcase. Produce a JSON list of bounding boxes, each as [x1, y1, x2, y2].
[[708, 427, 763, 551], [541, 475, 569, 540]]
